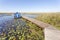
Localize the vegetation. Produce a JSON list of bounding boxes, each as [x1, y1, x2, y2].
[[36, 13, 60, 30], [24, 20, 44, 40], [0, 18, 44, 40]]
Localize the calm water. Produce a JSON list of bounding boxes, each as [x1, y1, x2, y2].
[[22, 14, 39, 18], [0, 14, 39, 24], [0, 14, 39, 30], [0, 13, 39, 31]]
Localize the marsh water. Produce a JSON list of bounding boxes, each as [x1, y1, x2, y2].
[[0, 14, 43, 40], [0, 14, 38, 33]]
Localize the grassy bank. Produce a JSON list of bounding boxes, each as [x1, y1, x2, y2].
[[36, 13, 60, 30]]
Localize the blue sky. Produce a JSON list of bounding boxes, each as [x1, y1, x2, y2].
[[0, 0, 60, 12]]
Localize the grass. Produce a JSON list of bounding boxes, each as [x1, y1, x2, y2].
[[36, 13, 60, 30]]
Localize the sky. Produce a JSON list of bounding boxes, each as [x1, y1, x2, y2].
[[0, 0, 60, 12]]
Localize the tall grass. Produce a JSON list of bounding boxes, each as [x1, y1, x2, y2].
[[36, 13, 60, 30]]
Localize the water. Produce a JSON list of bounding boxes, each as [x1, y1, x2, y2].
[[22, 14, 39, 18], [0, 13, 38, 25], [0, 14, 39, 30], [0, 14, 38, 32], [0, 14, 43, 40]]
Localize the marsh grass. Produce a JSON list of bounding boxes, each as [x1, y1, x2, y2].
[[36, 13, 60, 30]]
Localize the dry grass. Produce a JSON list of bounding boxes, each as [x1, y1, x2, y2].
[[36, 13, 60, 30]]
